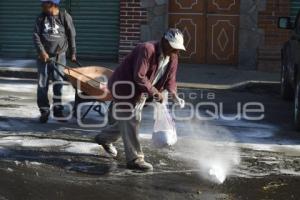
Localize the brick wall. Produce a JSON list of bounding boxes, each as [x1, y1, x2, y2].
[[257, 0, 291, 71], [118, 0, 147, 62]]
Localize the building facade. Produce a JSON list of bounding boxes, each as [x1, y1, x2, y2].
[[137, 0, 298, 71], [0, 0, 299, 71]]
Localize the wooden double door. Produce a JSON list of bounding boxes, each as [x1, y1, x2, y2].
[[169, 0, 240, 65]]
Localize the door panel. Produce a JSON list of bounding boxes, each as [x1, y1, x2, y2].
[[169, 0, 205, 63], [207, 0, 240, 14], [207, 0, 239, 64], [169, 14, 205, 63], [168, 0, 240, 65], [169, 0, 205, 13], [206, 16, 239, 64]]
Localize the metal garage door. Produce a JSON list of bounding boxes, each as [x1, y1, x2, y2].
[[0, 0, 45, 58], [0, 0, 120, 60], [70, 0, 120, 60], [291, 0, 300, 21]]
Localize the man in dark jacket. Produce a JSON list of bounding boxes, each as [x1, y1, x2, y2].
[[33, 0, 76, 123], [95, 29, 186, 171]]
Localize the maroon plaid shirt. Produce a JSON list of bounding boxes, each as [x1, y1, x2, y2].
[[108, 41, 178, 104]]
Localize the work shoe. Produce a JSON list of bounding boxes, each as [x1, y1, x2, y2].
[[39, 110, 50, 123], [102, 143, 118, 158], [127, 158, 153, 172]]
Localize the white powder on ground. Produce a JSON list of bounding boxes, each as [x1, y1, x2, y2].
[[0, 136, 102, 156], [64, 142, 101, 155], [21, 138, 69, 148]]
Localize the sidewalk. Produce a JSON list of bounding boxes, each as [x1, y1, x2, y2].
[[0, 58, 280, 90]]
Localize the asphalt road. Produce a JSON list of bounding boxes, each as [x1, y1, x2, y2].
[[0, 77, 300, 200]]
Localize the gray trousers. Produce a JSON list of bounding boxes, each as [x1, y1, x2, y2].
[[97, 103, 144, 162]]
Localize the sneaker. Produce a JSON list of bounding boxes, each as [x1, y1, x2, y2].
[[53, 111, 67, 122], [102, 143, 118, 158], [127, 158, 153, 172], [39, 110, 50, 123]]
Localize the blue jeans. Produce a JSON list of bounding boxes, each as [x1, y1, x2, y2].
[[37, 53, 66, 113]]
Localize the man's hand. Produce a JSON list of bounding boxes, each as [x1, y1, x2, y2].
[[135, 94, 147, 122], [172, 93, 185, 108], [71, 54, 77, 62], [39, 52, 49, 63], [153, 92, 164, 103]]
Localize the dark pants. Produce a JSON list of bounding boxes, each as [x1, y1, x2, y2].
[[37, 53, 66, 113]]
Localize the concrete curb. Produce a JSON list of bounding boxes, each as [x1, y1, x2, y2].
[[0, 70, 37, 79], [1, 75, 280, 92], [0, 66, 36, 73], [0, 65, 280, 90], [177, 80, 280, 90]]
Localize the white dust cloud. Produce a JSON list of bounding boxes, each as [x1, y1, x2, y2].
[[173, 120, 240, 184]]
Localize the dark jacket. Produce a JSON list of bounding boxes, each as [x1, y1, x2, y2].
[[108, 41, 178, 104], [33, 10, 76, 56]]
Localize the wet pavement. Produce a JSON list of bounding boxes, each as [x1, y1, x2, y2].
[[0, 77, 300, 200]]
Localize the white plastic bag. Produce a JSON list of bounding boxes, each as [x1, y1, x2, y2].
[[152, 102, 177, 147]]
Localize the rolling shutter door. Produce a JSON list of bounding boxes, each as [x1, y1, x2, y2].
[[0, 0, 43, 58], [0, 0, 120, 60], [70, 0, 120, 60], [0, 0, 67, 58], [291, 0, 300, 22]]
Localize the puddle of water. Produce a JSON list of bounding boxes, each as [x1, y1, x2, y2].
[[0, 147, 10, 156]]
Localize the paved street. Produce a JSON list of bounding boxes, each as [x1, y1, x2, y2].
[[0, 77, 300, 200]]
